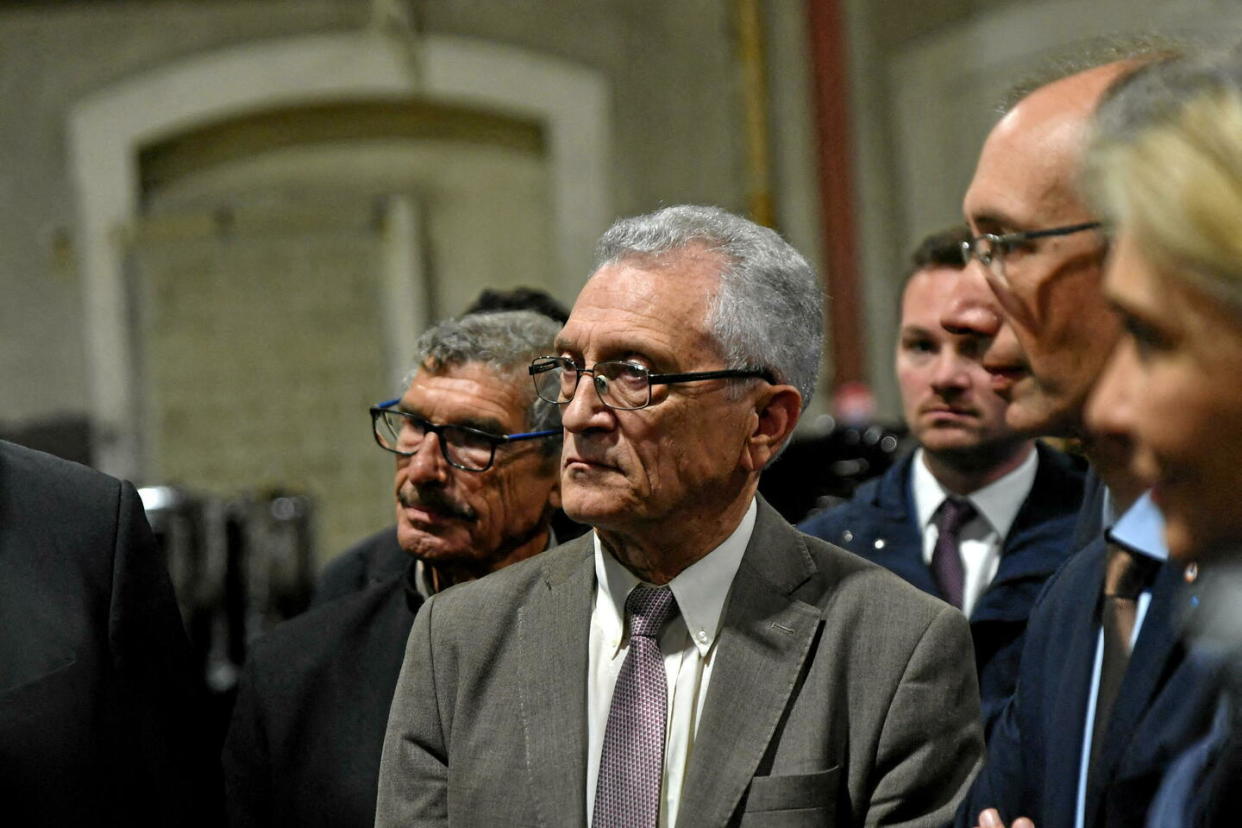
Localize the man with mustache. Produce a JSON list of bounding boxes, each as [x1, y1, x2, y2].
[[377, 205, 983, 826], [799, 226, 1083, 735], [223, 310, 565, 827]]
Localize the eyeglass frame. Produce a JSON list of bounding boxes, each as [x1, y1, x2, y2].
[[528, 356, 773, 411], [960, 221, 1102, 290], [369, 398, 560, 472]]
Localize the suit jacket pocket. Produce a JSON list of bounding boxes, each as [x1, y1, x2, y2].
[[741, 766, 839, 824]]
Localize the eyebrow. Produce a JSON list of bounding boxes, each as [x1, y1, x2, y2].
[[968, 209, 1025, 233], [398, 406, 509, 436]]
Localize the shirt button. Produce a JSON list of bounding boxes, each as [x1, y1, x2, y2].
[[697, 630, 708, 644], [874, 538, 886, 549]]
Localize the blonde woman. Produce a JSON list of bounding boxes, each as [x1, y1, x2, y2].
[[1085, 49, 1242, 825]]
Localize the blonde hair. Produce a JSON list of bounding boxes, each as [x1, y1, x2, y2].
[[1085, 50, 1242, 315]]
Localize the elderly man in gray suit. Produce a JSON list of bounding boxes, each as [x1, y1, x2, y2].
[[377, 205, 984, 826]]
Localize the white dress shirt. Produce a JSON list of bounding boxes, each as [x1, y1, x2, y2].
[[1073, 490, 1167, 828], [585, 498, 756, 828], [911, 446, 1039, 616]]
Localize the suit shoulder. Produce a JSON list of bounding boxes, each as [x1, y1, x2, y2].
[[314, 526, 404, 604], [798, 495, 868, 542], [800, 530, 948, 621], [249, 577, 411, 674], [0, 439, 123, 509], [437, 539, 590, 605]]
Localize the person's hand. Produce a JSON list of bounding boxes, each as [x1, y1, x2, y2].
[[974, 807, 1035, 828]]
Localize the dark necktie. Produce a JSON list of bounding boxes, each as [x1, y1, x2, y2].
[[931, 498, 976, 609], [593, 585, 680, 828], [1090, 543, 1159, 773]]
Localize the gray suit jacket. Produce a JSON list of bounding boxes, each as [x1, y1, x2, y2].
[[377, 498, 983, 826]]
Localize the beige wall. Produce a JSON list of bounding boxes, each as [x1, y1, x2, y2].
[[845, 0, 1241, 415], [4, 0, 1241, 561]]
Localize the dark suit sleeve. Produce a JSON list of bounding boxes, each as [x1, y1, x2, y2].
[[954, 687, 1027, 826], [222, 659, 272, 827], [108, 481, 222, 825], [869, 604, 984, 826], [376, 595, 448, 826]]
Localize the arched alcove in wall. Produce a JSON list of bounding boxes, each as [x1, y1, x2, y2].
[[69, 31, 610, 484]]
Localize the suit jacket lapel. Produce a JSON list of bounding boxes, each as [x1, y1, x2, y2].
[[863, 457, 940, 595], [517, 535, 595, 826], [1044, 538, 1108, 822], [676, 500, 822, 826], [1085, 560, 1186, 819]]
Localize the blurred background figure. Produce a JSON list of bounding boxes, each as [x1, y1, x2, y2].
[[1083, 48, 1242, 824], [223, 309, 566, 827], [800, 226, 1084, 733], [0, 440, 218, 826]]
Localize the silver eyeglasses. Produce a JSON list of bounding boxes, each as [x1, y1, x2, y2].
[[370, 400, 558, 472], [961, 221, 1102, 290], [529, 356, 770, 411]]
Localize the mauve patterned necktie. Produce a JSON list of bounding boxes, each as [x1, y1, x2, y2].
[[931, 498, 976, 610], [593, 585, 680, 828]]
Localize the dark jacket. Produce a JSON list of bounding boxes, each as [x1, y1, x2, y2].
[[0, 440, 213, 825], [311, 526, 408, 607], [798, 441, 1085, 733], [955, 534, 1222, 827], [223, 560, 420, 827]]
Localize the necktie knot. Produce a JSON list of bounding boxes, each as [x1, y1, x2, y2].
[[1104, 544, 1159, 600], [625, 585, 678, 639], [936, 498, 977, 536]]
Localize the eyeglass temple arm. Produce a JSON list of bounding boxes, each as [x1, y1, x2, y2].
[[649, 369, 773, 385]]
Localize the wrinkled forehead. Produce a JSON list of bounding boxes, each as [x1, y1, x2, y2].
[[901, 266, 994, 325], [561, 250, 724, 358]]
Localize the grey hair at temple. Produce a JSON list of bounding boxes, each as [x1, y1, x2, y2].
[[403, 310, 564, 439], [591, 204, 824, 410]]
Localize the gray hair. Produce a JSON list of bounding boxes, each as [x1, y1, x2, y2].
[[1085, 46, 1242, 316], [402, 310, 563, 441], [999, 32, 1188, 113], [592, 205, 823, 409]]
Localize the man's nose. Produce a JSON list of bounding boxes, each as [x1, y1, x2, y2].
[[931, 353, 971, 391], [560, 375, 613, 433], [403, 432, 450, 484], [941, 264, 1002, 338], [1086, 338, 1138, 443]]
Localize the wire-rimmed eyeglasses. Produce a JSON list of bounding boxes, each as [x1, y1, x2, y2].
[[529, 356, 771, 411], [370, 399, 559, 472], [961, 221, 1102, 290]]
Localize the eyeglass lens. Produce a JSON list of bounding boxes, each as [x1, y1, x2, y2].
[[374, 411, 496, 470], [533, 359, 651, 410]]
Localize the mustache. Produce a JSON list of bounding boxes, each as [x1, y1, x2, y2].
[[398, 485, 477, 522]]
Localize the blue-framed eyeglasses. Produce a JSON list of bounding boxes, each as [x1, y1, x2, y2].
[[370, 399, 559, 472]]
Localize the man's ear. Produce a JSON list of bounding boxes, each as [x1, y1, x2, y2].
[[740, 385, 803, 473]]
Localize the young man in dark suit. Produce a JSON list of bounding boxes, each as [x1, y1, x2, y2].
[[0, 439, 209, 825], [800, 226, 1084, 735], [222, 310, 564, 827]]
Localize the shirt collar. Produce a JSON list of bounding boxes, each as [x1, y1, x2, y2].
[[911, 445, 1038, 538], [1106, 490, 1168, 563], [593, 497, 756, 658]]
